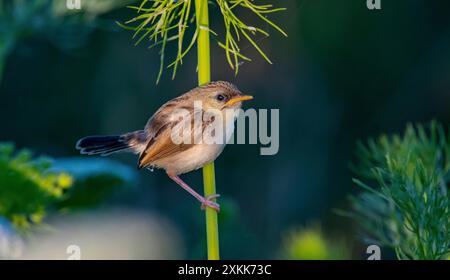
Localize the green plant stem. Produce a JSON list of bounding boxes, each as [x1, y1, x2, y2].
[[195, 0, 220, 260]]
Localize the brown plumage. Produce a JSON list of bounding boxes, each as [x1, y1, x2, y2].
[[76, 81, 253, 211]]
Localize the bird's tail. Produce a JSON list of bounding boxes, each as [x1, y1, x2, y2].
[[76, 130, 146, 156]]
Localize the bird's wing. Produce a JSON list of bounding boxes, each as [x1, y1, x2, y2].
[[138, 101, 205, 169]]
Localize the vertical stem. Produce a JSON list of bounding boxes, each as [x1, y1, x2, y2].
[[195, 0, 220, 260]]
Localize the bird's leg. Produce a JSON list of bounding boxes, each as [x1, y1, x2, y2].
[[168, 173, 220, 212]]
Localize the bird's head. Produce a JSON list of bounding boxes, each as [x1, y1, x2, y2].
[[194, 81, 253, 111]]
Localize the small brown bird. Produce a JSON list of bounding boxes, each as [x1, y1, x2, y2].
[[76, 81, 253, 212]]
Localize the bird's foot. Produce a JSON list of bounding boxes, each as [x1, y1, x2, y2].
[[201, 194, 220, 212]]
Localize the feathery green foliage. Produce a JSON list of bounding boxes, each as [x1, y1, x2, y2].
[[0, 143, 73, 229], [120, 0, 287, 82], [348, 122, 450, 259]]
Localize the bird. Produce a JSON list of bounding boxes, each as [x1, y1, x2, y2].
[[75, 81, 253, 212]]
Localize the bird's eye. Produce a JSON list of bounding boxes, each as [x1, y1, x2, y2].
[[216, 94, 225, 101]]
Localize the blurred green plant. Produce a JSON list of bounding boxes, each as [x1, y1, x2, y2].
[[280, 225, 351, 260], [52, 158, 137, 209], [0, 0, 130, 84], [347, 121, 450, 260], [0, 143, 137, 231], [119, 0, 287, 83], [0, 143, 73, 229]]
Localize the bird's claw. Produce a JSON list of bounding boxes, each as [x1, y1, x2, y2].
[[201, 194, 220, 212]]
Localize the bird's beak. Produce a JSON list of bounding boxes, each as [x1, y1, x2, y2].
[[224, 95, 253, 107]]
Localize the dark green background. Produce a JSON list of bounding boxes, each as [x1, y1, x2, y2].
[[1, 0, 449, 259]]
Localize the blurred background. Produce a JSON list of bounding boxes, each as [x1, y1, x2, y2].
[[1, 0, 449, 259]]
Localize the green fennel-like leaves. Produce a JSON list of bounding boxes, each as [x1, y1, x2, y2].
[[348, 122, 450, 260], [119, 0, 287, 83]]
